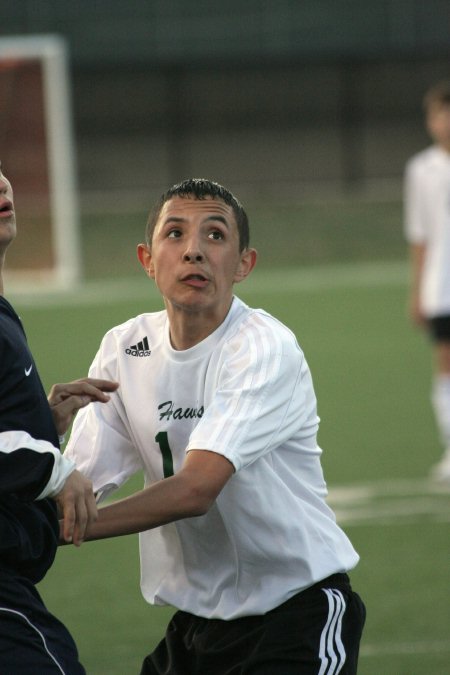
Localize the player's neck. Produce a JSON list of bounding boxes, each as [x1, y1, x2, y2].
[[166, 305, 230, 350], [437, 141, 450, 155], [168, 319, 216, 350]]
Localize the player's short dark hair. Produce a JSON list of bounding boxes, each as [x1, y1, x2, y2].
[[145, 178, 250, 251], [423, 80, 450, 111]]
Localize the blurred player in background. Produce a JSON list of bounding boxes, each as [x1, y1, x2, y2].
[[0, 162, 118, 673], [404, 81, 450, 485], [65, 178, 366, 674]]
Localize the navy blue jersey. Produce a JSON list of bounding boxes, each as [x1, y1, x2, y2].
[[0, 296, 60, 583]]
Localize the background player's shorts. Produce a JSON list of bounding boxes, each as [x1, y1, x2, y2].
[[428, 315, 450, 342], [140, 573, 366, 675], [0, 572, 86, 675]]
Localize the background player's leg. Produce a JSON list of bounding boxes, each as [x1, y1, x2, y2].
[[431, 340, 450, 483]]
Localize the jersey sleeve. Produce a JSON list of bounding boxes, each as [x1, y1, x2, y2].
[[187, 315, 319, 471], [404, 157, 428, 244], [64, 337, 144, 501], [0, 430, 76, 500]]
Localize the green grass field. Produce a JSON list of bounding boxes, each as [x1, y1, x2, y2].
[[9, 197, 450, 674]]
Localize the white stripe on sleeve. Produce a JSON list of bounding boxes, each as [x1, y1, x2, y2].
[[0, 430, 76, 499]]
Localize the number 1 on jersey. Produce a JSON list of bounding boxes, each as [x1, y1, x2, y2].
[[155, 431, 174, 478]]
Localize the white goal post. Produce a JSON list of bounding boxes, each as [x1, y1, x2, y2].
[[0, 34, 81, 290]]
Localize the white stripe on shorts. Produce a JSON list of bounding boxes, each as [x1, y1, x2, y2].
[[318, 588, 347, 675], [0, 606, 67, 674]]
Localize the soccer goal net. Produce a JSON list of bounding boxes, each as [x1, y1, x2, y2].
[[0, 34, 81, 291]]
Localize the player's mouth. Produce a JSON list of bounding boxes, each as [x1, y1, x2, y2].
[[0, 200, 13, 218], [181, 273, 209, 288]]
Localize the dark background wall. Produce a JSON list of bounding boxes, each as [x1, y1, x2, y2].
[[2, 0, 450, 207]]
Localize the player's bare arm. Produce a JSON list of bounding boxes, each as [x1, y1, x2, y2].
[[79, 450, 234, 543], [48, 377, 119, 436], [409, 242, 427, 327]]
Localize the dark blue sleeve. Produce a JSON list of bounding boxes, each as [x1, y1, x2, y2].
[[0, 444, 55, 501]]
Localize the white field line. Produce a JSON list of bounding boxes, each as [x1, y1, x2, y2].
[[331, 478, 450, 664], [242, 260, 408, 295], [326, 477, 450, 526], [8, 260, 408, 309]]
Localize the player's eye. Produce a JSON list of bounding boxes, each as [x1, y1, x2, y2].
[[208, 230, 224, 240], [167, 229, 182, 239]]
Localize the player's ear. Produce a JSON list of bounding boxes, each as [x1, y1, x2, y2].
[[137, 243, 155, 278], [234, 248, 257, 284]]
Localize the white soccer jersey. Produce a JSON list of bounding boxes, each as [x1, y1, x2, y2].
[[65, 297, 359, 619], [404, 145, 450, 317]]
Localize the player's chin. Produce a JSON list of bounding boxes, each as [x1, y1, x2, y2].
[[0, 219, 16, 238], [176, 300, 209, 315], [172, 289, 211, 309]]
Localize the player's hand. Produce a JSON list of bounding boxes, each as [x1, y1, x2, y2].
[[48, 378, 119, 436], [55, 469, 98, 546]]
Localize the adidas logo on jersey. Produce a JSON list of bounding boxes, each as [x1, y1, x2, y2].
[[125, 336, 151, 357]]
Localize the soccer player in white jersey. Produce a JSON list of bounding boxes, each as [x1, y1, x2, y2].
[[404, 81, 450, 485], [65, 178, 366, 674]]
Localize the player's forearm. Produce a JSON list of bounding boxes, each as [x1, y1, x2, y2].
[[68, 450, 234, 544], [408, 243, 427, 325], [83, 472, 211, 542], [409, 243, 426, 294]]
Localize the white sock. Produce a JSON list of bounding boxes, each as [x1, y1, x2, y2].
[[431, 374, 450, 451]]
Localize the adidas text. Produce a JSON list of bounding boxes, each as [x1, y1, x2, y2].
[[125, 348, 151, 357]]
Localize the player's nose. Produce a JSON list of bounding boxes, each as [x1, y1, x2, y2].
[[183, 249, 204, 262], [183, 234, 204, 262], [0, 170, 12, 194]]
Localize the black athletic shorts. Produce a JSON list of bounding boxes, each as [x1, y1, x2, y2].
[[0, 572, 86, 674], [428, 315, 450, 342], [141, 573, 366, 675]]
